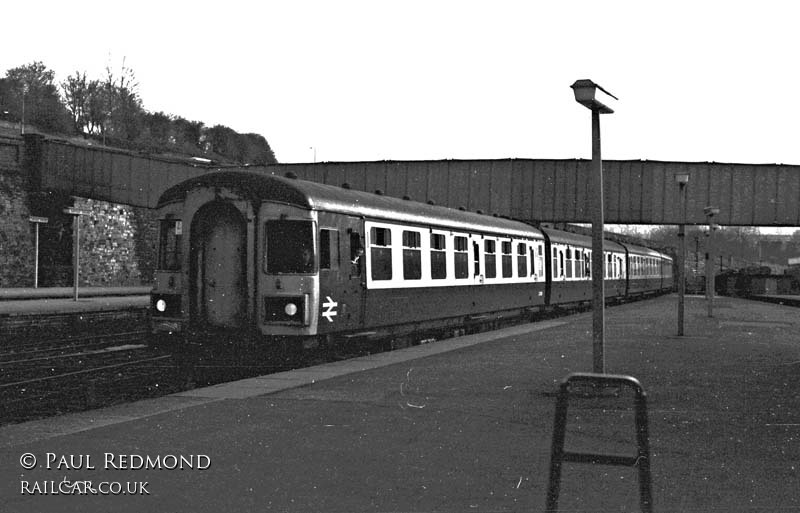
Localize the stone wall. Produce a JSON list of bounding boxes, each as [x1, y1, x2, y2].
[[0, 134, 157, 287], [0, 171, 35, 287], [73, 198, 143, 286]]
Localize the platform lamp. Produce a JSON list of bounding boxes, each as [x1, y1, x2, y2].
[[28, 216, 49, 288], [675, 173, 690, 335], [571, 79, 618, 374], [63, 206, 91, 301], [703, 206, 720, 317]]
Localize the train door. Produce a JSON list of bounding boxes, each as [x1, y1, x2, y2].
[[190, 202, 246, 328], [471, 235, 484, 283], [542, 232, 553, 305], [317, 213, 365, 333]]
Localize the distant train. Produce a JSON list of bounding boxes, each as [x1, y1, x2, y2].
[[151, 171, 673, 348]]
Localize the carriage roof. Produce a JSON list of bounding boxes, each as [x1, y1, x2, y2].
[[624, 244, 672, 260], [540, 227, 627, 253], [158, 170, 544, 239]]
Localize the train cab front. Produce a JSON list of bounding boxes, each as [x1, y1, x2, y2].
[[259, 209, 320, 345], [151, 217, 185, 337]]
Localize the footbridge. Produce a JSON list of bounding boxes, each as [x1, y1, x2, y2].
[[8, 133, 800, 226]]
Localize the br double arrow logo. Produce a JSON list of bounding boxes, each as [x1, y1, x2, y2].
[[322, 296, 338, 322]]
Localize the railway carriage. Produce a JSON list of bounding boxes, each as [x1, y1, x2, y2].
[[152, 171, 551, 347], [625, 245, 674, 297], [151, 170, 673, 349], [541, 228, 627, 305]]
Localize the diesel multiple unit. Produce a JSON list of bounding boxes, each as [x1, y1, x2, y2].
[[151, 171, 673, 347]]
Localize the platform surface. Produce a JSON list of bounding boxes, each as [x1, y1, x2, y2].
[[0, 287, 151, 301], [0, 295, 149, 316], [0, 294, 798, 512]]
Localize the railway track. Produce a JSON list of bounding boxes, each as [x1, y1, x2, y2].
[[0, 296, 655, 426], [0, 330, 155, 386], [0, 329, 331, 425], [0, 331, 181, 425]]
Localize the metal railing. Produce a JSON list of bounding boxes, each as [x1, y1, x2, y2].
[[545, 372, 653, 513]]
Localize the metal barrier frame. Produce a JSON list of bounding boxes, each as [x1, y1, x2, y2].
[[545, 372, 653, 513]]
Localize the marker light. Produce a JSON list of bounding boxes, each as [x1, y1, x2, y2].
[[284, 303, 298, 316], [156, 299, 167, 312]]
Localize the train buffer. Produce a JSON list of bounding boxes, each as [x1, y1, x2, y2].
[[545, 372, 653, 513]]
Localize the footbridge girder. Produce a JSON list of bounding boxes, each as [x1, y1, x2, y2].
[[12, 134, 800, 226]]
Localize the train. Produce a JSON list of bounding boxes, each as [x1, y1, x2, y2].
[[151, 170, 673, 349]]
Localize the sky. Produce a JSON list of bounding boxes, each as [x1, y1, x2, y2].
[[4, 0, 800, 168], [6, 1, 799, 238]]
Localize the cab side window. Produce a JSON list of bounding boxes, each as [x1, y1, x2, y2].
[[320, 229, 338, 270], [349, 231, 364, 277]]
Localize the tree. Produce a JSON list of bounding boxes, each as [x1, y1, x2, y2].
[[100, 59, 144, 143], [240, 133, 277, 165], [1, 60, 279, 164], [2, 61, 71, 133], [204, 124, 238, 160], [202, 126, 278, 164], [172, 116, 204, 152], [140, 111, 173, 150], [61, 71, 100, 134]]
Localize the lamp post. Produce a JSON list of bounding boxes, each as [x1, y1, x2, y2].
[[63, 207, 91, 301], [694, 235, 700, 279], [28, 216, 49, 288], [21, 82, 29, 135], [675, 173, 689, 335], [571, 79, 617, 374], [703, 206, 720, 317]]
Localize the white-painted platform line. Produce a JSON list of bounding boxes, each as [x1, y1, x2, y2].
[[0, 319, 565, 446]]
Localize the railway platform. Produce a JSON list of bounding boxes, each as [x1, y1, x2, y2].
[[0, 287, 150, 340], [0, 294, 797, 512], [750, 293, 800, 307]]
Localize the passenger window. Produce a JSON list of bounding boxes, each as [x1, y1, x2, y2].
[[454, 236, 469, 279], [430, 233, 447, 280], [517, 243, 527, 277], [565, 248, 573, 278], [585, 251, 591, 278], [552, 247, 559, 278], [484, 240, 497, 279], [501, 241, 513, 278], [370, 227, 392, 281], [402, 230, 421, 280]]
